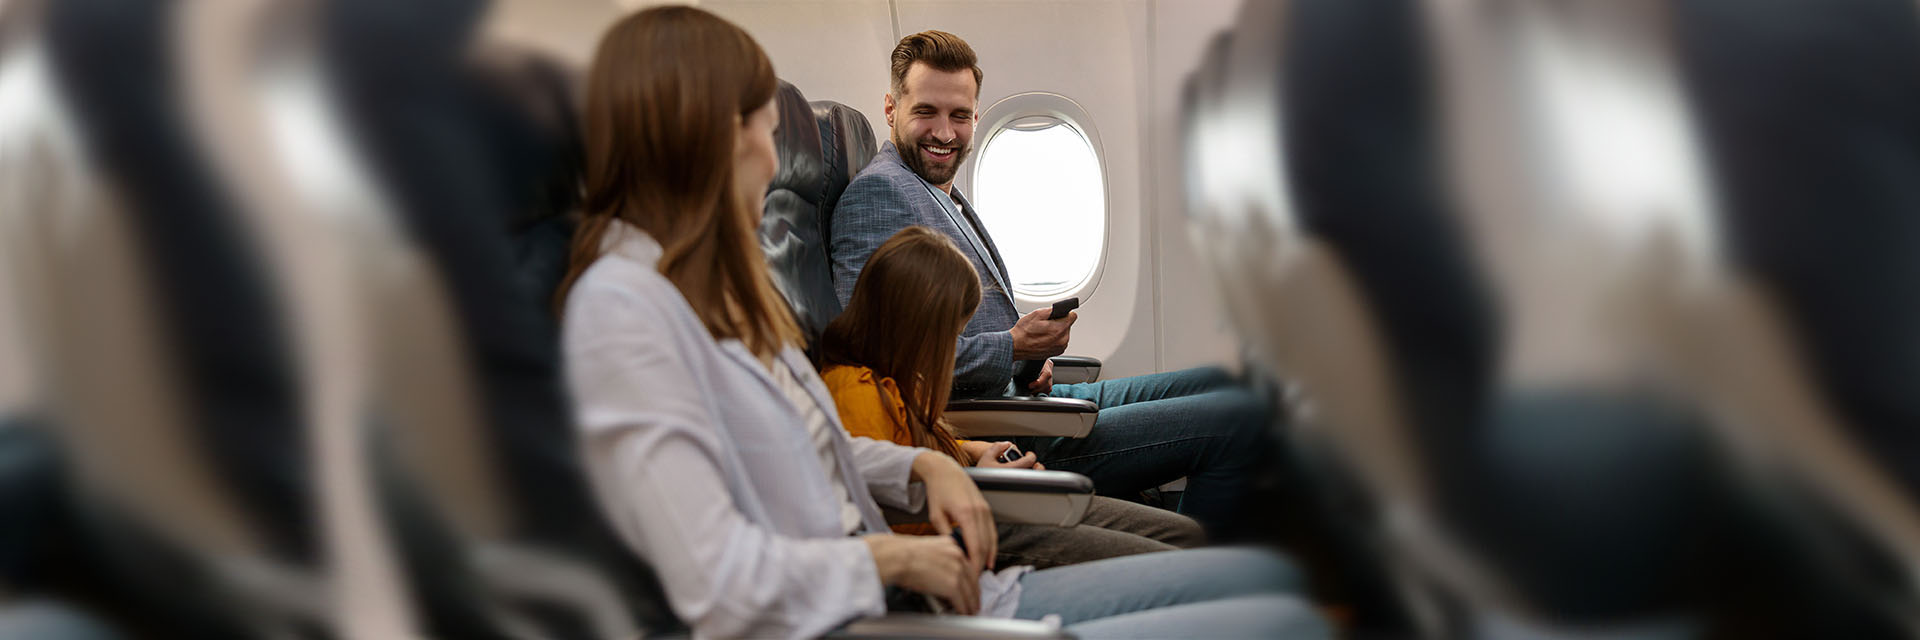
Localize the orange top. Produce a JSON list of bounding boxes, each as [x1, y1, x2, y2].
[[821, 365, 973, 536]]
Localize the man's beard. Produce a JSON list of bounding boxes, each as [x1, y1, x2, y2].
[[894, 129, 971, 187]]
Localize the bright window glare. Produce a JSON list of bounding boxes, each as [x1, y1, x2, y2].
[[972, 121, 1106, 298]]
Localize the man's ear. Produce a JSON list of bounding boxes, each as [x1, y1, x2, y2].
[[884, 92, 896, 127]]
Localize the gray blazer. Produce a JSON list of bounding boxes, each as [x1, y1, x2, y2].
[[563, 222, 929, 639], [830, 141, 1023, 397]]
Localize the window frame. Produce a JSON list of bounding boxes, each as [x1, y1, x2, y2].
[[960, 91, 1112, 306]]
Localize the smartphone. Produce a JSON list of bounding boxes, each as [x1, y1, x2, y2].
[[1048, 297, 1081, 320], [996, 442, 1025, 464]]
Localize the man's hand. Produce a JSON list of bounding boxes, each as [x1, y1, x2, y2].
[[863, 534, 980, 614], [1010, 308, 1075, 361], [911, 452, 998, 573], [1026, 359, 1054, 395]]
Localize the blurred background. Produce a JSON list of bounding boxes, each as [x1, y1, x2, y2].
[[3, 0, 1918, 637]]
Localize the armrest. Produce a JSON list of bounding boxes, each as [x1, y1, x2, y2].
[[944, 398, 1097, 439], [1047, 356, 1102, 385], [828, 613, 1073, 639], [964, 467, 1093, 493], [883, 469, 1096, 527]]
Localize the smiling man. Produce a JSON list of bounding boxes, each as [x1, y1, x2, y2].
[[828, 31, 1275, 534]]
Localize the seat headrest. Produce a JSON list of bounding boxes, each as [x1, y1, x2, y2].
[[769, 82, 828, 207], [812, 100, 878, 214], [761, 82, 841, 347]]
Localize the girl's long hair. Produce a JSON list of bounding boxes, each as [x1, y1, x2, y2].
[[820, 227, 981, 461]]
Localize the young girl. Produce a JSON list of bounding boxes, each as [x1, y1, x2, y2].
[[819, 226, 1205, 569]]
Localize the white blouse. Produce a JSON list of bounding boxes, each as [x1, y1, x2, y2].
[[771, 358, 866, 535], [563, 222, 930, 639]]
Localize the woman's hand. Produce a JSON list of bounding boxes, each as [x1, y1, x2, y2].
[[972, 441, 1041, 470], [910, 451, 998, 572], [864, 534, 980, 614]]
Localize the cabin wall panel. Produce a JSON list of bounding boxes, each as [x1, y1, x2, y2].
[[1148, 0, 1242, 373], [704, 0, 899, 139]]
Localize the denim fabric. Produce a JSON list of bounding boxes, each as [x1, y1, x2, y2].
[[1015, 366, 1274, 532], [1013, 548, 1328, 639]]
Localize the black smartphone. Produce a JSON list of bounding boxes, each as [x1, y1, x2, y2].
[[1048, 297, 1081, 320], [996, 442, 1025, 464]]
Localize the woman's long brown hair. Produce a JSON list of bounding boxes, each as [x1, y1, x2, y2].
[[819, 227, 982, 461], [557, 6, 801, 359]]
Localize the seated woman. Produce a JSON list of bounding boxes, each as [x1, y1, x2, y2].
[[820, 226, 1204, 569], [560, 6, 1327, 639]]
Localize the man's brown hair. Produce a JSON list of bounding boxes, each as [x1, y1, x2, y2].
[[889, 30, 983, 97]]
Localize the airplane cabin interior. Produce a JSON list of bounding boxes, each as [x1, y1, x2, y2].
[[2, 0, 1919, 638]]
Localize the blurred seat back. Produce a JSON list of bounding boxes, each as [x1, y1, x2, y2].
[[1674, 0, 1920, 633], [1182, 0, 1795, 635], [323, 21, 684, 635]]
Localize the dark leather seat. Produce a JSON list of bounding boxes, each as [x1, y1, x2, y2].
[[761, 82, 844, 350], [812, 100, 880, 238]]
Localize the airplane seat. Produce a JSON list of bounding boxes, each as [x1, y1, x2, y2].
[[1671, 0, 1920, 633], [325, 26, 710, 636], [1180, 29, 1430, 635], [1181, 7, 1440, 636], [1281, 0, 1709, 628], [46, 0, 316, 565], [29, 0, 354, 634], [811, 100, 878, 228], [763, 81, 843, 350], [1184, 0, 1772, 635], [469, 42, 586, 319]]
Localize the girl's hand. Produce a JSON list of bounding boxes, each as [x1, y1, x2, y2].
[[973, 441, 1039, 469]]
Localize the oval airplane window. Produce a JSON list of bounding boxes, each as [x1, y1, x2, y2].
[[970, 109, 1107, 301]]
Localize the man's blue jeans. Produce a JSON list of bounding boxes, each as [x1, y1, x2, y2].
[[1013, 366, 1274, 532]]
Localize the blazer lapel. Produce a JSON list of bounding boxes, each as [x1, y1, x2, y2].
[[919, 179, 1017, 307], [949, 188, 1017, 307]]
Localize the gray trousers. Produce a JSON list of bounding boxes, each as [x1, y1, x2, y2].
[[995, 496, 1205, 569]]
